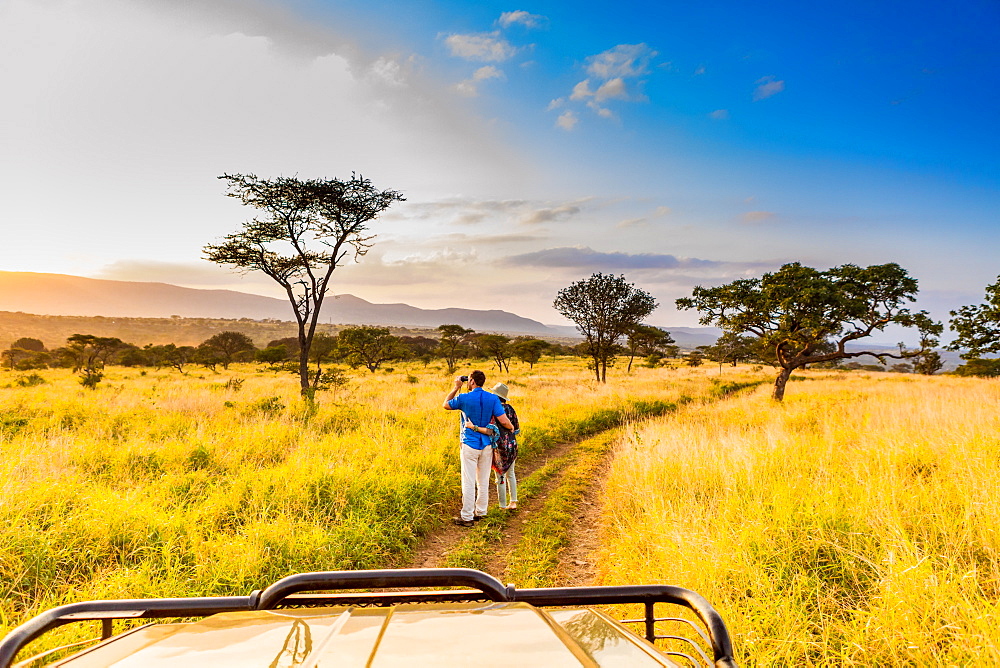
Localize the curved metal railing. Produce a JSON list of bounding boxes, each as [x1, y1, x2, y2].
[[0, 568, 737, 668]]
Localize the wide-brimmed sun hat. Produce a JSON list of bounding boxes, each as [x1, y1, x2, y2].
[[490, 383, 509, 401]]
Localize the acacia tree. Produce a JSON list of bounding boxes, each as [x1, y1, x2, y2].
[[511, 337, 549, 370], [3, 337, 47, 370], [199, 331, 256, 369], [473, 333, 512, 373], [204, 173, 403, 397], [554, 273, 657, 383], [337, 326, 403, 373], [677, 262, 942, 401], [146, 344, 196, 373], [948, 274, 1000, 360], [701, 332, 759, 371], [64, 334, 126, 388], [625, 324, 676, 372], [437, 324, 474, 373], [912, 349, 944, 375]]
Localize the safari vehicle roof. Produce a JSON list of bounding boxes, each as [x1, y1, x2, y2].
[[1, 568, 738, 668], [46, 602, 677, 667]]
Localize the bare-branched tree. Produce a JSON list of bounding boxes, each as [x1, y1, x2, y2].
[[204, 173, 404, 397]]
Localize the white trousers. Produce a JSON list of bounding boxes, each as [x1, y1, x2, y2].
[[460, 443, 493, 521]]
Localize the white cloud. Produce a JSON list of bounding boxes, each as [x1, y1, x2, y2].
[[367, 56, 409, 87], [585, 43, 657, 79], [616, 217, 646, 228], [555, 46, 653, 126], [556, 110, 578, 131], [587, 101, 615, 119], [571, 77, 628, 104], [594, 77, 629, 101], [570, 80, 594, 100], [517, 203, 584, 225], [498, 10, 545, 29], [546, 97, 564, 110], [0, 0, 542, 280], [454, 65, 505, 96], [444, 31, 517, 62], [709, 109, 729, 120], [394, 196, 594, 229], [473, 65, 504, 81], [753, 75, 785, 101]]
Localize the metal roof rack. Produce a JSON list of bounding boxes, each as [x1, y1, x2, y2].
[[1, 568, 737, 668]]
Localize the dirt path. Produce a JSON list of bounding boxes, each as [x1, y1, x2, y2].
[[553, 454, 611, 586], [405, 438, 579, 572], [481, 446, 579, 580]]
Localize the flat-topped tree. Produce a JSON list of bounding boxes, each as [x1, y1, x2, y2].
[[511, 337, 548, 370], [948, 274, 1000, 359], [625, 324, 676, 372], [473, 333, 512, 373], [677, 262, 942, 401], [337, 326, 404, 373], [205, 173, 404, 397], [437, 324, 474, 373], [199, 331, 256, 369]]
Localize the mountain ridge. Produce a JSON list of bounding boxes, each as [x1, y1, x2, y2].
[[0, 271, 556, 335]]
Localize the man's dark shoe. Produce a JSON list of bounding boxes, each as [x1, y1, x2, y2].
[[473, 515, 487, 521], [452, 518, 474, 527]]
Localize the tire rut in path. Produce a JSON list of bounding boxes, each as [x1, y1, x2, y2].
[[404, 437, 579, 573], [553, 453, 612, 587], [481, 448, 581, 581]]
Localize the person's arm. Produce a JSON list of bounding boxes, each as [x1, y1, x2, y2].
[[466, 422, 491, 434], [443, 377, 464, 410]]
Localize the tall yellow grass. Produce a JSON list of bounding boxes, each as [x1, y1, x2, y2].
[[598, 373, 1000, 665], [0, 360, 731, 641]]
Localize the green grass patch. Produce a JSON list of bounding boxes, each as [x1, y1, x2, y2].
[[441, 451, 576, 570], [504, 429, 623, 587]]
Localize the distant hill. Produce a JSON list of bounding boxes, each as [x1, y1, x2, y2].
[[665, 326, 724, 349], [0, 271, 554, 335]]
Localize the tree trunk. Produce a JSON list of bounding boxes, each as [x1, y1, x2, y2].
[[772, 366, 793, 401], [297, 325, 311, 396]]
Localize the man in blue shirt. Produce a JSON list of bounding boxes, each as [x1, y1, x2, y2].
[[444, 370, 515, 526]]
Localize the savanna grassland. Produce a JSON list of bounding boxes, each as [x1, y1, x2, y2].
[[0, 358, 735, 649], [598, 373, 1000, 665], [4, 362, 997, 666]]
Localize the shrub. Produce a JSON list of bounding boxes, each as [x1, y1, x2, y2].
[[15, 373, 46, 387], [953, 358, 1000, 377], [250, 396, 285, 416], [223, 378, 244, 392], [79, 369, 103, 390]]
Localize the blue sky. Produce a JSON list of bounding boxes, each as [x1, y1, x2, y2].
[[1, 0, 998, 332]]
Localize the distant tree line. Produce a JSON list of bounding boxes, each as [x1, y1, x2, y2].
[[0, 326, 580, 389], [10, 269, 995, 395]]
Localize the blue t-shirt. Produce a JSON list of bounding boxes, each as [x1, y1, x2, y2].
[[447, 387, 505, 449]]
